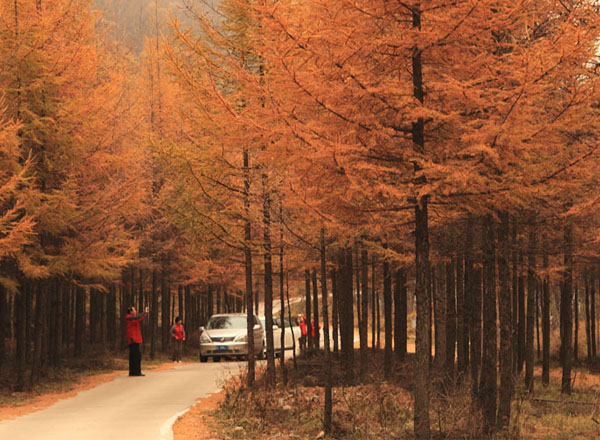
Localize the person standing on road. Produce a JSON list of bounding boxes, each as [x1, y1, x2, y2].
[[170, 316, 186, 362], [126, 306, 148, 376], [298, 314, 307, 353]]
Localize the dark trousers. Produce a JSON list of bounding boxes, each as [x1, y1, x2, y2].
[[172, 340, 183, 362], [128, 343, 142, 376]]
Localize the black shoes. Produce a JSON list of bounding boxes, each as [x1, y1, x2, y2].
[[129, 373, 145, 376]]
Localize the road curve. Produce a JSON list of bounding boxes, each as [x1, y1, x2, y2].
[[0, 362, 245, 440]]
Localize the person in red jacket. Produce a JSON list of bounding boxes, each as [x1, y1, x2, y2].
[[126, 306, 148, 376], [298, 314, 307, 353], [170, 316, 186, 363]]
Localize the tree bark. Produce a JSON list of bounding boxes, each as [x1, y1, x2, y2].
[[480, 216, 497, 433], [0, 285, 6, 368], [517, 251, 525, 374], [525, 230, 537, 392], [573, 282, 579, 363], [15, 288, 26, 392], [561, 224, 573, 394], [30, 282, 45, 386], [331, 268, 339, 353], [305, 269, 312, 351], [383, 243, 393, 377], [262, 176, 276, 387], [395, 267, 407, 361], [456, 253, 467, 377], [75, 286, 86, 357], [371, 256, 376, 349], [542, 251, 550, 386], [320, 230, 333, 434], [279, 204, 286, 383], [243, 148, 255, 386], [445, 259, 456, 381], [512, 219, 519, 374], [360, 250, 369, 376], [341, 248, 354, 383], [312, 269, 320, 351], [150, 271, 157, 359], [497, 212, 513, 430], [161, 273, 169, 352]]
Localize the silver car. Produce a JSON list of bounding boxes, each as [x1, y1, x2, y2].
[[199, 313, 265, 362], [259, 316, 301, 357]]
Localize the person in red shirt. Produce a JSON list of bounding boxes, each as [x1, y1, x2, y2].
[[170, 316, 186, 363], [126, 306, 148, 376], [298, 314, 307, 353]]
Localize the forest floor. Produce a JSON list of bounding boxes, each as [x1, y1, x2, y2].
[[174, 351, 600, 440], [0, 353, 193, 421]]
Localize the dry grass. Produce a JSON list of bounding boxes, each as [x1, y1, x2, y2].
[[202, 350, 600, 440]]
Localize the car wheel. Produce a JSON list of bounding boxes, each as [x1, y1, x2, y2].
[[200, 356, 208, 363], [213, 356, 221, 362]]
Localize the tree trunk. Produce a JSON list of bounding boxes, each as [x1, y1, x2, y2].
[[244, 149, 255, 386], [395, 267, 407, 361], [312, 269, 320, 351], [15, 288, 26, 392], [573, 283, 579, 363], [542, 251, 550, 386], [591, 267, 597, 359], [445, 259, 456, 381], [525, 230, 536, 392], [0, 285, 6, 368], [466, 217, 481, 397], [561, 224, 573, 394], [480, 216, 497, 433], [371, 256, 376, 349], [331, 268, 339, 353], [414, 199, 431, 439], [161, 273, 169, 352], [263, 176, 276, 387], [355, 246, 361, 334], [360, 250, 369, 376], [75, 286, 86, 357], [30, 282, 45, 386], [341, 248, 354, 384], [279, 205, 286, 383], [456, 253, 467, 377], [150, 271, 157, 359], [517, 251, 525, 374], [305, 269, 312, 351], [585, 268, 592, 369], [512, 219, 519, 374], [536, 282, 541, 360], [321, 230, 333, 435], [497, 212, 513, 430], [383, 243, 393, 378]]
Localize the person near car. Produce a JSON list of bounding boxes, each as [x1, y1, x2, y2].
[[170, 316, 186, 362], [298, 314, 307, 352], [126, 306, 148, 376]]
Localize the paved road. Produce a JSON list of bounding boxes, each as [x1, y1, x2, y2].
[[0, 362, 245, 440]]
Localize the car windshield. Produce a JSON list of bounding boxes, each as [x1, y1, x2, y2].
[[207, 316, 247, 329]]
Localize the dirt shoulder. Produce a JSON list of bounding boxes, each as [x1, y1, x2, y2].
[[173, 390, 226, 440]]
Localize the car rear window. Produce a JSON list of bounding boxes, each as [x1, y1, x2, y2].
[[207, 316, 247, 329]]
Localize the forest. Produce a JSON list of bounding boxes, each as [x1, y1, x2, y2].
[[2, 0, 600, 439]]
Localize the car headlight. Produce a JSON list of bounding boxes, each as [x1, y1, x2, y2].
[[200, 332, 212, 343], [234, 333, 247, 342]]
